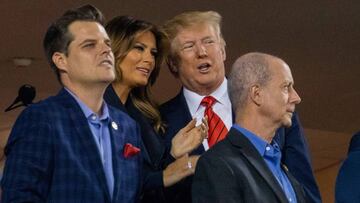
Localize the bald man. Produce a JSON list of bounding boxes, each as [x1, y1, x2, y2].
[[192, 53, 307, 203]]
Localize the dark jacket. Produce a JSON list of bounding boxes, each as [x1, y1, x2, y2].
[[1, 88, 141, 203], [192, 127, 307, 203], [104, 85, 171, 203], [335, 131, 360, 203], [160, 90, 321, 203]]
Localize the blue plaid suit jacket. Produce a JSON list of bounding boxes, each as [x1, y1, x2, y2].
[[1, 88, 142, 203]]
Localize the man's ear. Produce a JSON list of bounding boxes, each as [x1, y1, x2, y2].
[[249, 84, 262, 106], [52, 52, 68, 72], [221, 45, 226, 61]]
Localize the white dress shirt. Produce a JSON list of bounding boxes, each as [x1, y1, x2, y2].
[[183, 78, 232, 151]]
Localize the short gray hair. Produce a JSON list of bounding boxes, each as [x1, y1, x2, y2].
[[228, 52, 274, 113]]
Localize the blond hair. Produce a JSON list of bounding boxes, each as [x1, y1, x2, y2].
[[162, 11, 225, 54], [161, 11, 225, 75]]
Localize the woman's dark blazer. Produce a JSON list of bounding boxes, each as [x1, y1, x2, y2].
[[104, 85, 172, 203]]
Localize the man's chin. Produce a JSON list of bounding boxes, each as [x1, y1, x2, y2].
[[103, 75, 116, 83]]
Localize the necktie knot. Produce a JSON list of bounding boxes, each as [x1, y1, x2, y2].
[[201, 96, 216, 108]]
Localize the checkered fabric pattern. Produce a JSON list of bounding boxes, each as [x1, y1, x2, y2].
[[1, 89, 141, 203]]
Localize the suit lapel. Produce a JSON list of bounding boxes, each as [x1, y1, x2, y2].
[[108, 117, 123, 202], [109, 108, 141, 202], [227, 128, 289, 203], [282, 164, 306, 203], [125, 100, 157, 167], [59, 89, 111, 202], [172, 91, 193, 124], [104, 86, 152, 166]]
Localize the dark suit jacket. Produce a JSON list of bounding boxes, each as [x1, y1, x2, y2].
[[160, 91, 321, 203], [192, 127, 307, 203], [104, 86, 169, 203], [335, 131, 360, 203], [1, 88, 141, 203]]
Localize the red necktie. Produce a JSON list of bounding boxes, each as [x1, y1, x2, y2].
[[201, 96, 228, 148]]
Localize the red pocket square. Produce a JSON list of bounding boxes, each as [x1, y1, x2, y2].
[[123, 143, 140, 158]]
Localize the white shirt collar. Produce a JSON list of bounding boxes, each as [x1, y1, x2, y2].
[[183, 78, 228, 116]]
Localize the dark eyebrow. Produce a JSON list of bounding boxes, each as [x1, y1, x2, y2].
[[135, 42, 157, 51], [79, 39, 97, 46]]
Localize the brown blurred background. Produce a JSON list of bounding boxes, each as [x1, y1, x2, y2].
[[1, 1, 360, 202]]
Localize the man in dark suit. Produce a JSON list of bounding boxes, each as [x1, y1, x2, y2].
[[335, 131, 360, 203], [160, 11, 320, 203], [192, 52, 306, 202], [1, 5, 141, 203]]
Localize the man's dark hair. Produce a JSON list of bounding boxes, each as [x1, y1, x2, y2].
[[43, 4, 105, 83]]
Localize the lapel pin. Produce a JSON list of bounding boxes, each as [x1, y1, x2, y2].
[[111, 121, 118, 130]]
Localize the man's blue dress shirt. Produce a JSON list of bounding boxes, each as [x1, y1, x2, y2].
[[66, 88, 114, 199], [233, 124, 297, 203]]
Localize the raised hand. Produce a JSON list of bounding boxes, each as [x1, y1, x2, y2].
[[170, 117, 208, 159]]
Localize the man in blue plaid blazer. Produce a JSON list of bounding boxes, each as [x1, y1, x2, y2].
[[1, 5, 141, 203]]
